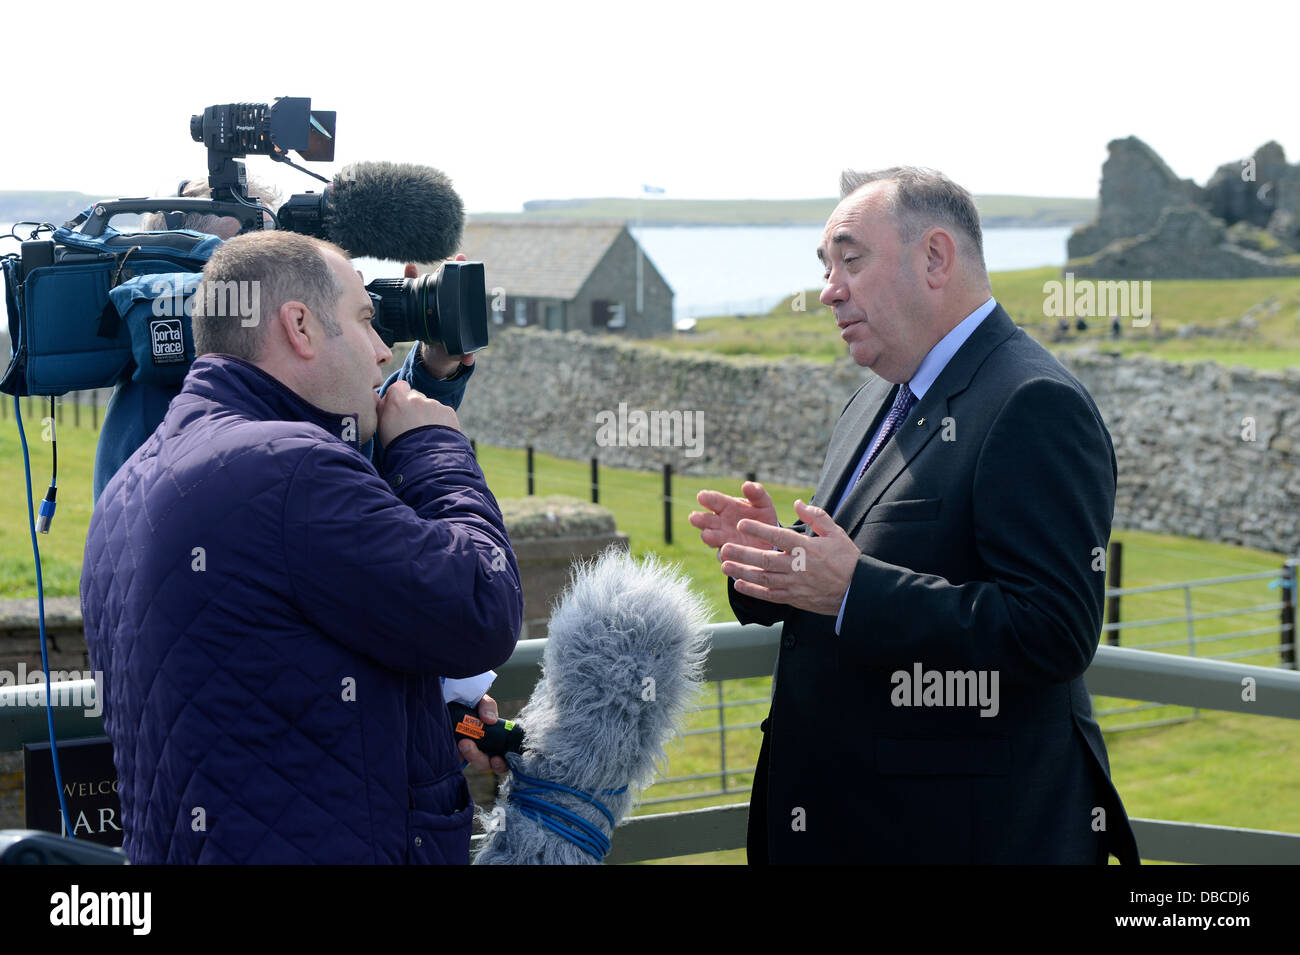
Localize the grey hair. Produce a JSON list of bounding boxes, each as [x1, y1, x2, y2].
[[141, 176, 281, 236], [193, 231, 347, 362], [839, 166, 985, 264]]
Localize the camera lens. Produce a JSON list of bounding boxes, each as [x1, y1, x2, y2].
[[365, 262, 489, 354]]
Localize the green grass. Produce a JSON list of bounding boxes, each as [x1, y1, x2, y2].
[[4, 403, 1297, 865], [0, 400, 100, 599], [655, 267, 1300, 370]]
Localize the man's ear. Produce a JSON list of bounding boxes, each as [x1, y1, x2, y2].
[[922, 227, 958, 289], [276, 300, 316, 360]]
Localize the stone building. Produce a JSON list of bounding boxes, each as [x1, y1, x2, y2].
[[447, 220, 674, 338], [1068, 136, 1300, 279]]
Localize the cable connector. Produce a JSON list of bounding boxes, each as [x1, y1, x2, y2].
[[36, 485, 57, 534]]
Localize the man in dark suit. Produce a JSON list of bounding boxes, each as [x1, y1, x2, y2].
[[691, 167, 1139, 864]]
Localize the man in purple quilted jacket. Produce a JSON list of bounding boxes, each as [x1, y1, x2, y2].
[[80, 231, 523, 864]]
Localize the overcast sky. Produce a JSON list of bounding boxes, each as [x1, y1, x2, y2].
[[3, 0, 1296, 213]]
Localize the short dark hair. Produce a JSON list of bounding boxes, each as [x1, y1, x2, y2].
[[193, 231, 347, 361], [839, 166, 985, 263]]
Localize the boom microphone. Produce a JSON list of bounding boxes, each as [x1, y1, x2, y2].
[[279, 160, 465, 263], [474, 548, 711, 865]]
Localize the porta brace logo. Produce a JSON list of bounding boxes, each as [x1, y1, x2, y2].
[[149, 318, 185, 365]]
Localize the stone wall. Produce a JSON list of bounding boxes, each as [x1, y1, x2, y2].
[[459, 329, 1300, 555]]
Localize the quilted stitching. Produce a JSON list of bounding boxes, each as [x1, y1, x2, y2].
[[81, 355, 522, 864]]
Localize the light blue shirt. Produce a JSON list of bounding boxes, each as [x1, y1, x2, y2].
[[833, 296, 997, 633]]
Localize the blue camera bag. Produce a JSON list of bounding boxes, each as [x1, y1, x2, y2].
[[1, 224, 220, 396]]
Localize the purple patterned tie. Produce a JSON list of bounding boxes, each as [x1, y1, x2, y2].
[[856, 383, 917, 483]]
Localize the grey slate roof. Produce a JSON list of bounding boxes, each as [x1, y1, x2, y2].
[[449, 219, 628, 299]]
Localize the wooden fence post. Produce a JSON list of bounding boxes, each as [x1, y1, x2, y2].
[[591, 457, 599, 504], [663, 464, 673, 545], [1106, 540, 1123, 646], [1282, 558, 1297, 669], [526, 446, 534, 496]]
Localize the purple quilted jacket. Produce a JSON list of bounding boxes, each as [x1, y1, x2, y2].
[[80, 355, 522, 864]]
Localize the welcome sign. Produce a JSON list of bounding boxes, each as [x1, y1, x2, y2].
[[23, 736, 123, 847]]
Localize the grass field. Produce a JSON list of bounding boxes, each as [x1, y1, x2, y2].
[[3, 408, 1296, 864], [655, 267, 1300, 371]]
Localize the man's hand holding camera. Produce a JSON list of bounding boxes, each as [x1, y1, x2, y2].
[[401, 260, 476, 380]]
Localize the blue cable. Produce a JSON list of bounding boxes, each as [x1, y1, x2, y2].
[[506, 766, 627, 860], [14, 393, 75, 838]]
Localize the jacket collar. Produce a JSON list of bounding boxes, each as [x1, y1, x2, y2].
[[179, 354, 363, 450], [827, 304, 1020, 537]]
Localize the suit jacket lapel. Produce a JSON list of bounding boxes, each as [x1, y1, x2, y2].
[[829, 304, 1021, 537], [809, 375, 893, 513]]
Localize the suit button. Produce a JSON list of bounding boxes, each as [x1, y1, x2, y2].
[[782, 632, 796, 649], [414, 836, 423, 847]]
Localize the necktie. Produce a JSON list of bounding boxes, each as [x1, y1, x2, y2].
[[855, 383, 917, 483]]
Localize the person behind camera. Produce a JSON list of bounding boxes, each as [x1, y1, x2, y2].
[[93, 176, 476, 501], [81, 231, 522, 863]]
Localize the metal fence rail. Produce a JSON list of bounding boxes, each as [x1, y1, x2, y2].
[[5, 622, 1300, 863], [1093, 565, 1295, 731]]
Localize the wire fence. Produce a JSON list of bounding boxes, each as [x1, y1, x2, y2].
[[0, 391, 112, 430], [8, 396, 1296, 806], [638, 554, 1297, 810]]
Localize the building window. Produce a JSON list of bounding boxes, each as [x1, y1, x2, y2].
[[515, 300, 528, 326]]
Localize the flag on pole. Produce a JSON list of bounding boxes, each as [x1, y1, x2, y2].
[[642, 184, 666, 194]]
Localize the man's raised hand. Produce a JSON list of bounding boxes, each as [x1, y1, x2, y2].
[[378, 379, 460, 445], [690, 481, 780, 558], [720, 499, 861, 616]]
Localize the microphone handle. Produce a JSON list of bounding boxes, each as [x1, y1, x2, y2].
[[449, 702, 526, 757]]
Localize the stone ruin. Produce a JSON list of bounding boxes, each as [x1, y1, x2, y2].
[[1067, 136, 1300, 279]]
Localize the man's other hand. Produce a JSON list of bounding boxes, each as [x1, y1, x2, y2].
[[720, 499, 860, 616], [691, 481, 780, 559], [457, 693, 508, 775], [404, 261, 476, 379], [378, 380, 460, 445]]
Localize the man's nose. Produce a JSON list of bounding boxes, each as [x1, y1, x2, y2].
[[371, 326, 393, 365], [820, 273, 845, 308]]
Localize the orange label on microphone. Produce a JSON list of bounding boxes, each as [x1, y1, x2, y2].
[[455, 715, 485, 740]]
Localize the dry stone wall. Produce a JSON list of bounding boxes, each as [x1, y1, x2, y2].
[[460, 329, 1300, 555]]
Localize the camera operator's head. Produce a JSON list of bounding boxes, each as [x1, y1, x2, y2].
[[194, 231, 393, 444], [141, 176, 280, 239]]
